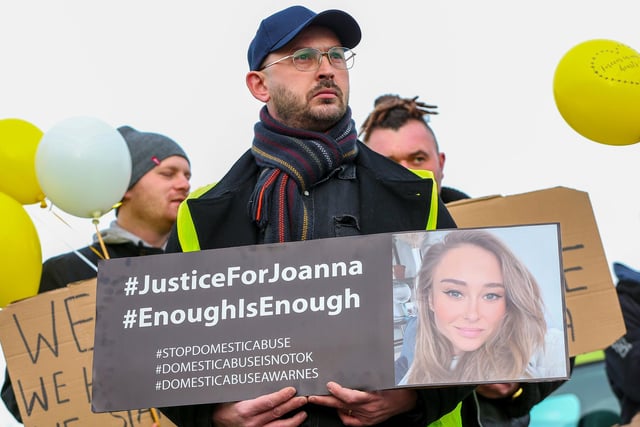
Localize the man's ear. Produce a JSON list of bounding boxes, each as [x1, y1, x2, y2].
[[246, 71, 270, 102], [120, 187, 134, 205]]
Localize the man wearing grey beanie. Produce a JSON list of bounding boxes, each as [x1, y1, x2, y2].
[[1, 125, 191, 423]]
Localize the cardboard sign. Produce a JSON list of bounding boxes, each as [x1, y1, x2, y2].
[[446, 186, 626, 356], [0, 280, 176, 427], [92, 224, 568, 412]]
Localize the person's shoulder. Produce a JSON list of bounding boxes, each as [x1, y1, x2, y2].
[[191, 149, 258, 200], [40, 245, 103, 292], [43, 241, 143, 269], [43, 245, 97, 267], [441, 186, 471, 203]]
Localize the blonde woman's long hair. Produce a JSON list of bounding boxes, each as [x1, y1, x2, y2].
[[405, 229, 546, 384]]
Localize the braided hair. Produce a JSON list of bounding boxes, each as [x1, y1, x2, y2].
[[359, 94, 438, 142]]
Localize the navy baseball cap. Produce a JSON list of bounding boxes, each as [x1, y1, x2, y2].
[[247, 5, 361, 71]]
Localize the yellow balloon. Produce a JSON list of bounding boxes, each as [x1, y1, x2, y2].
[[0, 192, 42, 307], [0, 118, 45, 204], [553, 39, 640, 146]]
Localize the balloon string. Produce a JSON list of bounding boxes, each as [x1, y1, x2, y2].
[[50, 208, 73, 228], [46, 208, 98, 272], [150, 408, 160, 426], [89, 246, 106, 260], [93, 219, 110, 260]]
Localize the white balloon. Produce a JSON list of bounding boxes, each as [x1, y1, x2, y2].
[[35, 116, 131, 219]]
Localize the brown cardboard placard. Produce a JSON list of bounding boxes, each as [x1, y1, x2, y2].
[[446, 186, 626, 356], [0, 279, 176, 427]]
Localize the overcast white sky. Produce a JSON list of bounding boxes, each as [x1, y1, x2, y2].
[[1, 1, 640, 424]]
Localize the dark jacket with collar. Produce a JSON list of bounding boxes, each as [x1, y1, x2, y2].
[[161, 142, 473, 427]]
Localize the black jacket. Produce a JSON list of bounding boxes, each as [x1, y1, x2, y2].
[[38, 241, 164, 293], [161, 143, 473, 427], [440, 186, 471, 204], [605, 262, 640, 424]]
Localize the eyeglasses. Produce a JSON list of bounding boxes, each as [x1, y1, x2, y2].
[[260, 47, 356, 72]]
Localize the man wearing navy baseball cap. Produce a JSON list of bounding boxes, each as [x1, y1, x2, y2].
[[161, 5, 470, 427]]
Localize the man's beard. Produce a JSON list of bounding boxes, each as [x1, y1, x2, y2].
[[270, 80, 348, 132]]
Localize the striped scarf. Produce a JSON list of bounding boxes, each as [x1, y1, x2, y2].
[[249, 106, 358, 243]]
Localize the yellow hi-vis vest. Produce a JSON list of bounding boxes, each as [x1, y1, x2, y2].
[[176, 182, 216, 252], [428, 402, 463, 427]]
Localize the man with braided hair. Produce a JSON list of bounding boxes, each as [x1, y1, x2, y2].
[[360, 94, 469, 203], [361, 93, 571, 426]]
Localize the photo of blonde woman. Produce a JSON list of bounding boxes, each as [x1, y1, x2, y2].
[[396, 226, 567, 386]]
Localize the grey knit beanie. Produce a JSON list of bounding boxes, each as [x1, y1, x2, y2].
[[117, 125, 189, 190]]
